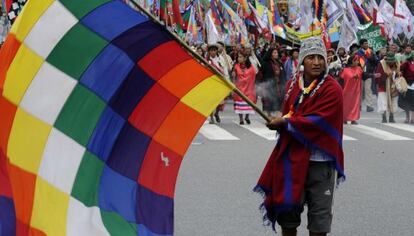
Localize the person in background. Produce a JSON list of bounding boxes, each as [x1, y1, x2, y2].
[[388, 43, 402, 63], [400, 45, 412, 63], [232, 53, 257, 125], [398, 52, 414, 123], [327, 49, 342, 83], [217, 41, 233, 79], [349, 43, 359, 54], [230, 44, 243, 61], [284, 48, 299, 80], [206, 44, 227, 124], [244, 44, 261, 73], [375, 52, 400, 123], [259, 48, 286, 118], [377, 47, 387, 60], [340, 54, 363, 124], [196, 46, 204, 57], [357, 39, 376, 112], [280, 47, 289, 64], [337, 47, 349, 68]]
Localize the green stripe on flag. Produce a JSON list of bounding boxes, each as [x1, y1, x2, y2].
[[60, 0, 112, 19], [47, 23, 108, 80], [101, 211, 137, 236], [71, 151, 104, 207], [54, 85, 106, 146]]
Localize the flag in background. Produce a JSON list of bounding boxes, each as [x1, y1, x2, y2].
[[4, 0, 27, 23], [337, 16, 357, 51], [0, 0, 233, 235], [351, 0, 372, 24], [185, 6, 200, 44]]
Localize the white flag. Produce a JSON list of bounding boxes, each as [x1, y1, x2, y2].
[[338, 16, 357, 52], [205, 10, 221, 44]]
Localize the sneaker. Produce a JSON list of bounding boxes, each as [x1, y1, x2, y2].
[[366, 106, 374, 112], [344, 121, 348, 124], [239, 121, 245, 125], [351, 121, 358, 125]]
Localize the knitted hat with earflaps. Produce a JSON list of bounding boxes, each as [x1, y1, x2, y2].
[[298, 37, 328, 75]]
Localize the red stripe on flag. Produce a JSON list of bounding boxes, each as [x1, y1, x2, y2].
[[138, 41, 191, 81]]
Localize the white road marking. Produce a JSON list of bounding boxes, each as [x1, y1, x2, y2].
[[382, 123, 414, 134], [343, 135, 357, 141], [234, 120, 278, 141], [348, 124, 412, 140], [199, 123, 240, 140]]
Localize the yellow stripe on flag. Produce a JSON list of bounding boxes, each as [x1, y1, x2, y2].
[[181, 75, 233, 117], [10, 0, 55, 41], [31, 177, 69, 236], [3, 44, 44, 105], [7, 108, 52, 174]]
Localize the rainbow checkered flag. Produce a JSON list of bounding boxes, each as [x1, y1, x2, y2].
[[0, 0, 232, 235]]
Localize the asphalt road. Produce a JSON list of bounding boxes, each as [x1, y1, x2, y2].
[[174, 107, 414, 236]]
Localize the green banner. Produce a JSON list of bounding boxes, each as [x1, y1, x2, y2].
[[357, 23, 387, 52]]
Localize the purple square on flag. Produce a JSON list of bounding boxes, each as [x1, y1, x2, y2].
[[106, 123, 150, 181], [109, 66, 155, 119], [0, 196, 16, 236], [112, 21, 172, 62], [98, 166, 138, 223], [136, 185, 174, 235]]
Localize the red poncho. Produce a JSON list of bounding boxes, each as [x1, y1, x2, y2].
[[255, 74, 345, 227]]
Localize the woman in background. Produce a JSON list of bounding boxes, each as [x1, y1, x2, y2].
[[233, 53, 257, 125], [259, 48, 286, 118], [340, 54, 363, 124]]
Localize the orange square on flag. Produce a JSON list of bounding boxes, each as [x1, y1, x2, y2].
[[158, 59, 213, 98], [153, 102, 205, 156], [8, 163, 37, 225], [138, 140, 183, 198]]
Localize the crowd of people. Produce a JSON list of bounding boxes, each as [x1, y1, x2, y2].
[[192, 39, 414, 125]]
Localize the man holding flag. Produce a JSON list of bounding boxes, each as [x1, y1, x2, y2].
[[255, 36, 344, 236]]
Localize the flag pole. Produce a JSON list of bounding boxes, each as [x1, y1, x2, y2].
[[129, 1, 271, 123]]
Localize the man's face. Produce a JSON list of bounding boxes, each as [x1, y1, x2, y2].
[[362, 41, 369, 50], [292, 51, 299, 59], [244, 47, 252, 55], [303, 54, 326, 79], [278, 2, 288, 15], [209, 49, 218, 57], [405, 46, 412, 54], [391, 44, 398, 53], [379, 48, 387, 57]]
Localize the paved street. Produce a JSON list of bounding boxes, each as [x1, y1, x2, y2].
[[175, 105, 414, 236]]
